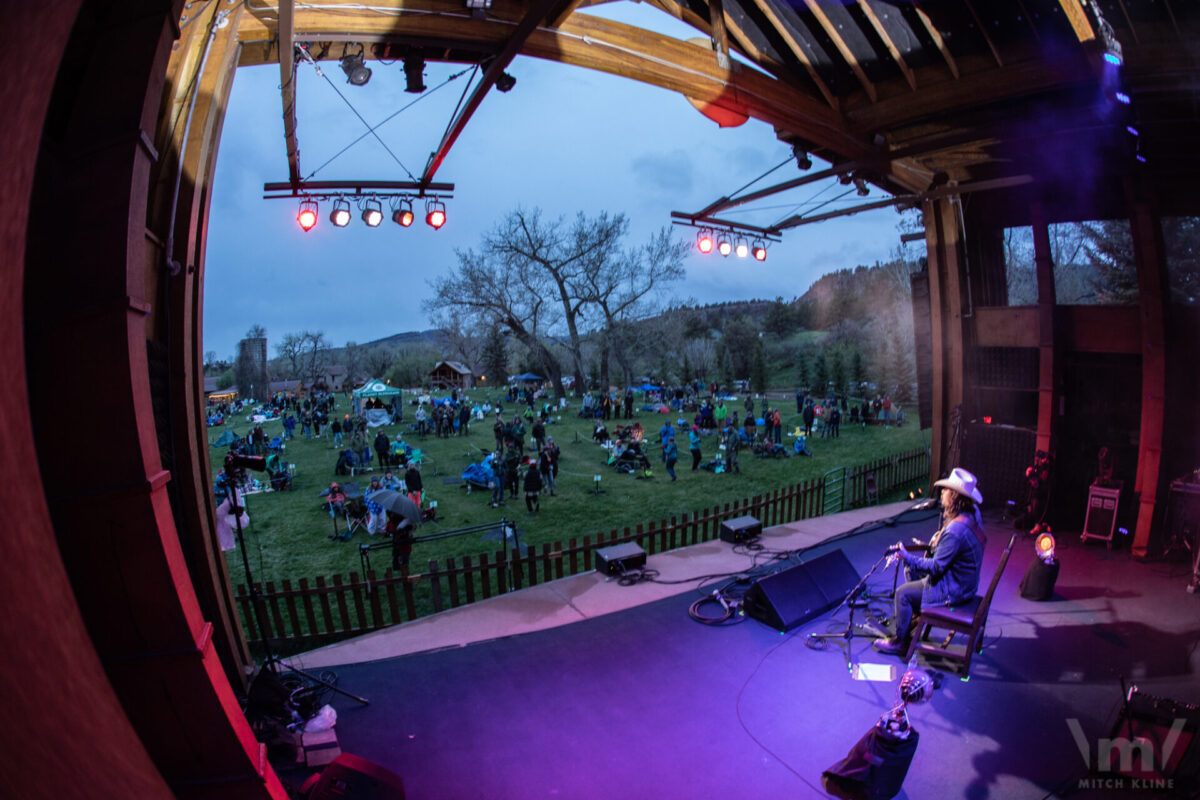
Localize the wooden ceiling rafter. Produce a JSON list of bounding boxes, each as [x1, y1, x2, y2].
[[800, 0, 877, 102], [855, 0, 916, 91], [278, 0, 301, 190], [911, 2, 959, 80], [1056, 0, 1094, 43], [745, 0, 838, 109], [963, 0, 1003, 68], [707, 0, 732, 68], [420, 0, 574, 184]]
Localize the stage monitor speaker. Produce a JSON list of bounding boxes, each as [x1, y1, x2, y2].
[[721, 515, 762, 543], [594, 542, 646, 575], [302, 753, 406, 800], [744, 549, 861, 632], [1108, 688, 1200, 787]]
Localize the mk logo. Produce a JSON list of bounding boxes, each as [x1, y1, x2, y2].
[[1067, 718, 1186, 773]]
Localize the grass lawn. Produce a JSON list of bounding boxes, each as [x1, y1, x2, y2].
[[214, 393, 927, 590]]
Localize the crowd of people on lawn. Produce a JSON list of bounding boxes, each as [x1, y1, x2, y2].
[[209, 379, 907, 549]]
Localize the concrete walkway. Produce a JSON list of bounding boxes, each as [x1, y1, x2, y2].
[[284, 500, 915, 668]]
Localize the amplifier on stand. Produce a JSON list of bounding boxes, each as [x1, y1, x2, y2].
[[721, 515, 762, 543]]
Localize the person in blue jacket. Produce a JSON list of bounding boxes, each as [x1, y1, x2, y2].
[[662, 435, 678, 481], [688, 425, 702, 471], [874, 468, 987, 655]]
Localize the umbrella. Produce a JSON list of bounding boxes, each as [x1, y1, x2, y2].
[[480, 523, 527, 556], [367, 489, 422, 526]]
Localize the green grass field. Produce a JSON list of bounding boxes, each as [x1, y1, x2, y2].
[[214, 394, 926, 589]]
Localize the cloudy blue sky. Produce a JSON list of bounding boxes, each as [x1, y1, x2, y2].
[[203, 4, 909, 359]]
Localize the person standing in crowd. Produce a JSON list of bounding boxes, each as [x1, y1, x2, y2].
[[404, 462, 422, 499], [689, 424, 702, 471], [796, 389, 804, 414], [374, 429, 391, 469], [624, 387, 634, 419], [772, 408, 783, 444], [763, 408, 774, 443], [723, 422, 741, 475], [524, 460, 543, 514], [803, 401, 814, 436], [662, 434, 678, 481], [489, 454, 505, 508], [458, 402, 471, 436], [829, 405, 841, 438]]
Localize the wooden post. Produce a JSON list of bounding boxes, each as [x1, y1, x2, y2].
[[924, 196, 967, 480], [1031, 201, 1059, 456], [1127, 181, 1169, 559]]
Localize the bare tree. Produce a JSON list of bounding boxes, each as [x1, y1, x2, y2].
[[363, 343, 396, 378], [426, 243, 567, 397], [342, 341, 364, 388], [485, 208, 625, 393], [431, 307, 483, 368], [275, 332, 306, 379], [579, 227, 687, 388]]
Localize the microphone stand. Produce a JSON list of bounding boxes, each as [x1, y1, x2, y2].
[[228, 473, 369, 706], [807, 552, 891, 671]]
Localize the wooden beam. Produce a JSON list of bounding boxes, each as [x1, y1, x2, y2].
[[912, 1, 958, 79], [1056, 0, 1095, 43], [421, 0, 572, 185], [1128, 179, 1168, 559], [963, 0, 1003, 67], [856, 0, 916, 91], [278, 0, 301, 190], [648, 0, 790, 78], [547, 0, 588, 30], [708, 0, 732, 70], [745, 0, 838, 108], [801, 0, 876, 101], [1030, 201, 1058, 456], [925, 196, 966, 480]]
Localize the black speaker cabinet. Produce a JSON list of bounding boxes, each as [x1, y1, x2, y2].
[[721, 515, 762, 543], [302, 753, 406, 800], [744, 549, 861, 632], [1108, 688, 1200, 788], [823, 726, 919, 800], [594, 542, 646, 574]]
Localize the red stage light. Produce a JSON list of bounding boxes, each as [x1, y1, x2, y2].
[[697, 230, 714, 253], [752, 240, 767, 261], [983, 416, 993, 424], [297, 200, 318, 232], [425, 199, 446, 230]]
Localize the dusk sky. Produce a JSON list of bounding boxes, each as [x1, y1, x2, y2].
[[203, 4, 911, 360]]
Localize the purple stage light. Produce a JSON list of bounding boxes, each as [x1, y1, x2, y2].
[[1115, 91, 1131, 104]]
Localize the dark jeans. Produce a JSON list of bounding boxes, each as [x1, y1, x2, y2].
[[691, 448, 701, 470], [665, 458, 677, 479], [893, 579, 925, 641]]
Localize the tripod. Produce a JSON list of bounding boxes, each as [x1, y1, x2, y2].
[[807, 552, 892, 670], [228, 474, 369, 706]]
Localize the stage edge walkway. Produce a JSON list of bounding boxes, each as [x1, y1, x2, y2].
[[284, 501, 914, 669]]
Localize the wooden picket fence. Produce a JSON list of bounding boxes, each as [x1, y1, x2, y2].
[[235, 446, 929, 651]]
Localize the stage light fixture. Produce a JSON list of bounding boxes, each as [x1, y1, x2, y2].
[[392, 198, 414, 227], [696, 228, 714, 254], [404, 56, 426, 93], [1126, 125, 1139, 137], [734, 237, 749, 258], [752, 240, 767, 261], [838, 172, 853, 185], [361, 199, 383, 227], [1114, 91, 1131, 104], [297, 199, 318, 232], [340, 50, 372, 86], [495, 72, 516, 93], [854, 177, 870, 196], [792, 144, 812, 171], [425, 199, 446, 229], [329, 198, 351, 227], [1035, 532, 1056, 563], [716, 233, 732, 257]]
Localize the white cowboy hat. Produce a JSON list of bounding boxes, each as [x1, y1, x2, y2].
[[934, 467, 983, 504]]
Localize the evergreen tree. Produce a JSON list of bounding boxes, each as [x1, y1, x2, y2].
[[720, 344, 734, 390], [751, 339, 768, 394], [682, 353, 693, 384], [481, 326, 508, 387], [851, 349, 865, 396], [796, 350, 810, 390], [812, 351, 828, 396], [828, 349, 846, 395]]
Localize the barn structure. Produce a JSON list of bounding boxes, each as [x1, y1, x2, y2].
[[2, 1, 1197, 798]]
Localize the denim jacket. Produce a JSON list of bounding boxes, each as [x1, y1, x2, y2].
[[902, 510, 986, 607]]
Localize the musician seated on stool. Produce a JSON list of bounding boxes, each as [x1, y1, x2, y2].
[[874, 468, 987, 656]]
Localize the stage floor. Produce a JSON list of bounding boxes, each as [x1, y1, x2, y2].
[[279, 505, 1200, 799]]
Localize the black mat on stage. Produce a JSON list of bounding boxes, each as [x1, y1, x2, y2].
[[282, 511, 1200, 800]]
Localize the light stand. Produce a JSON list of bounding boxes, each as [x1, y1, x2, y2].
[[589, 473, 606, 496], [807, 552, 891, 669], [226, 454, 369, 706]]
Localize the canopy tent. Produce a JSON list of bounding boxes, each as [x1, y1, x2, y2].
[[353, 378, 401, 399], [511, 373, 544, 382], [353, 378, 401, 416], [211, 429, 239, 447]]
